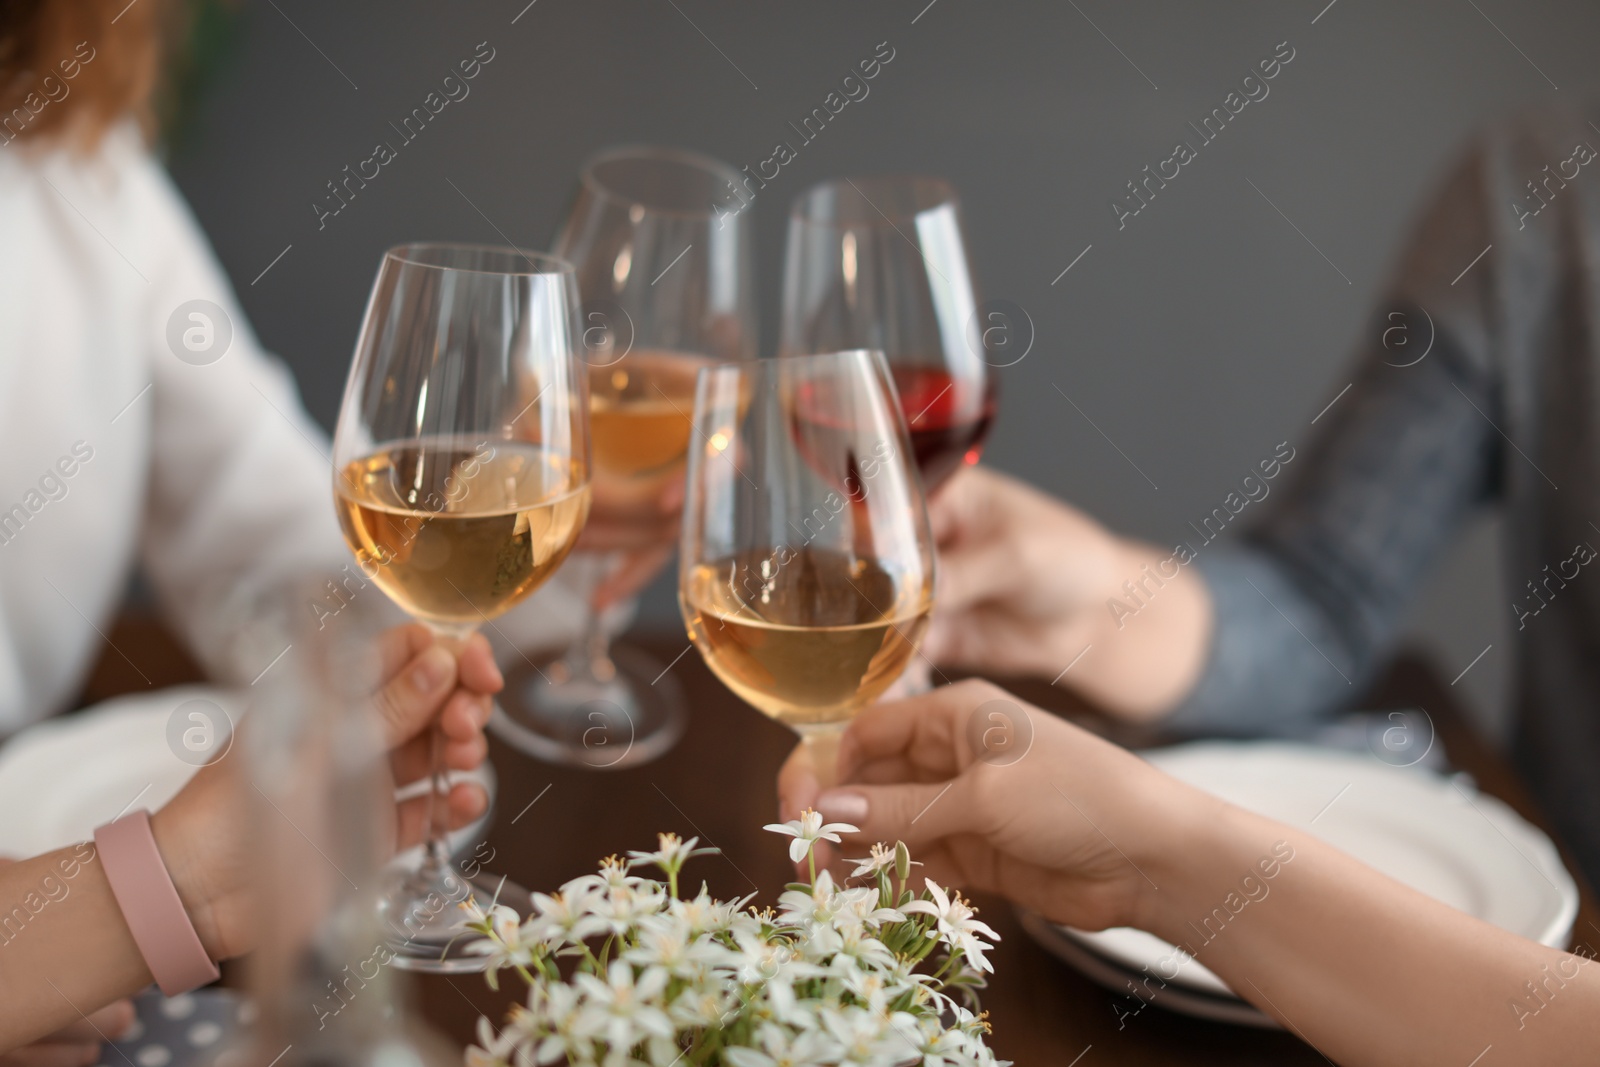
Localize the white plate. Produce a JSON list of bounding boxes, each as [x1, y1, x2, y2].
[[1018, 910, 1278, 1028], [0, 689, 491, 861], [1040, 742, 1579, 1003]]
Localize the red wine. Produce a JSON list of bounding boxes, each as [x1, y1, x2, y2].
[[788, 366, 995, 500], [893, 367, 996, 492]]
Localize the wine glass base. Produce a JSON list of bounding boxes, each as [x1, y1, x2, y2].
[[491, 643, 687, 769], [377, 864, 530, 974]]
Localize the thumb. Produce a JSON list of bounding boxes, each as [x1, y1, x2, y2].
[[814, 777, 976, 850]]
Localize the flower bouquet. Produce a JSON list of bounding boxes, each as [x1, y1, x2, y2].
[[459, 812, 1005, 1067]]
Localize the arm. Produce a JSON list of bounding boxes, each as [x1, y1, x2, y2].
[[788, 681, 1600, 1066], [1142, 802, 1597, 1064], [0, 627, 501, 1052], [919, 467, 1214, 718], [131, 155, 350, 680], [925, 137, 1502, 725]]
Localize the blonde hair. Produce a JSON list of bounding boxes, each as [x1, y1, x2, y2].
[[0, 0, 181, 150]]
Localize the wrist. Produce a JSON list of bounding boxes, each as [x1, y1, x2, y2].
[[1129, 790, 1287, 945], [148, 806, 227, 962]]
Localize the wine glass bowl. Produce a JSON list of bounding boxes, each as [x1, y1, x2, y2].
[[493, 146, 756, 769], [331, 242, 589, 972], [679, 350, 934, 782], [781, 176, 996, 495]]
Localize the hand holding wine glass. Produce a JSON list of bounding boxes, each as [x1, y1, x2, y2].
[[679, 349, 935, 786], [331, 243, 590, 971]]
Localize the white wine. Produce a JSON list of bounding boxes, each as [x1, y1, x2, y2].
[[336, 439, 590, 628], [589, 350, 712, 482], [680, 547, 931, 728]]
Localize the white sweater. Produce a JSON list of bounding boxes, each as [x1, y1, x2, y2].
[[0, 126, 573, 731]]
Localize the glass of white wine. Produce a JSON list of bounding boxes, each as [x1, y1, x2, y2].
[[331, 243, 590, 971], [679, 350, 935, 785], [494, 145, 755, 769]]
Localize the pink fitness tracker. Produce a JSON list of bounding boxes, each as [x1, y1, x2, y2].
[[93, 811, 220, 996]]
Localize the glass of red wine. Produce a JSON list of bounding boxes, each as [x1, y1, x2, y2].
[[779, 176, 996, 497]]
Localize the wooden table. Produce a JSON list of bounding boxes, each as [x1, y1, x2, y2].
[[80, 618, 1600, 1064]]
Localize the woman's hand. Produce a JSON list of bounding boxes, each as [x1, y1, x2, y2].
[[151, 624, 503, 961], [924, 467, 1213, 719], [922, 467, 1122, 677], [779, 679, 1211, 932], [0, 1001, 134, 1067], [574, 470, 683, 611], [0, 858, 134, 1067]]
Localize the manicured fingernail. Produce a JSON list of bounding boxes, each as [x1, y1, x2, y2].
[[411, 647, 453, 693], [816, 790, 868, 823]]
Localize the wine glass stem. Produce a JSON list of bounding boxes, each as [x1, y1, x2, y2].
[[419, 723, 452, 878], [557, 552, 622, 684], [419, 626, 474, 879], [798, 723, 847, 791]]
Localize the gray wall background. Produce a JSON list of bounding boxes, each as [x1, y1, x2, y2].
[[169, 0, 1600, 741]]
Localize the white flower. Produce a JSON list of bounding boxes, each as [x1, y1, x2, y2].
[[833, 886, 906, 931], [826, 923, 897, 973], [467, 828, 1003, 1067], [565, 855, 647, 896], [664, 886, 760, 940], [626, 832, 718, 874], [667, 986, 735, 1029], [901, 880, 1001, 974], [572, 961, 673, 1053], [460, 901, 538, 979], [524, 887, 609, 946], [846, 842, 896, 879], [723, 1024, 840, 1067], [777, 869, 845, 925], [624, 915, 739, 978], [821, 1005, 920, 1066], [591, 882, 668, 935], [763, 809, 858, 864], [518, 984, 587, 1066], [465, 1016, 517, 1067]]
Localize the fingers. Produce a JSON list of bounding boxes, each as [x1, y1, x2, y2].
[[371, 642, 459, 748], [592, 545, 674, 612], [374, 623, 436, 682], [438, 689, 493, 743], [0, 1042, 103, 1067], [454, 633, 504, 696], [777, 743, 821, 824], [933, 536, 1029, 617], [390, 715, 488, 784], [922, 607, 1052, 674], [813, 775, 979, 851], [47, 1000, 134, 1043], [926, 464, 992, 545], [836, 679, 1005, 780], [395, 782, 489, 849]]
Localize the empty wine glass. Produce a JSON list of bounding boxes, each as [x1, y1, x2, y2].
[[494, 145, 756, 769], [331, 243, 590, 971], [679, 350, 935, 786]]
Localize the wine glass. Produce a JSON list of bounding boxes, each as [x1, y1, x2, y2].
[[493, 145, 756, 768], [679, 350, 935, 786], [780, 175, 996, 495], [331, 243, 590, 971]]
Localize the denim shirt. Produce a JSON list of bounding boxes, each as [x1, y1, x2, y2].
[[1166, 108, 1600, 889]]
